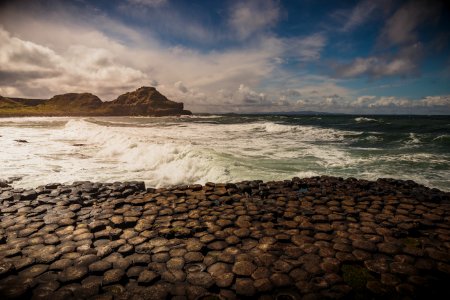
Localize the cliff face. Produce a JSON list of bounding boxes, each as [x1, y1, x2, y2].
[[105, 87, 190, 116], [0, 87, 191, 116]]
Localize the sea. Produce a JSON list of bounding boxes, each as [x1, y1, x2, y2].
[[0, 115, 449, 191]]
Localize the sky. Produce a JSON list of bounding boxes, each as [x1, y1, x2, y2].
[[0, 0, 449, 114]]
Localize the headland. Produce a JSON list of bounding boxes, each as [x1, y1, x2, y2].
[[0, 87, 191, 117]]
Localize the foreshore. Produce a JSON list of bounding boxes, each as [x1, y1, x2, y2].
[[0, 176, 449, 299]]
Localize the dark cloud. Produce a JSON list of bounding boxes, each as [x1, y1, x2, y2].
[[0, 70, 61, 84], [332, 43, 423, 78], [378, 0, 442, 47]]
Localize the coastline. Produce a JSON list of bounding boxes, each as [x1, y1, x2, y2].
[[0, 176, 449, 299]]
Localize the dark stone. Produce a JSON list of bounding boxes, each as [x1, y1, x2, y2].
[[232, 261, 257, 276], [59, 265, 88, 282], [186, 272, 214, 288]]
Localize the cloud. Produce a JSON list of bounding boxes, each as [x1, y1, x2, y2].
[[379, 0, 441, 47], [330, 0, 393, 33], [0, 0, 448, 115], [0, 2, 283, 102], [174, 81, 188, 93], [332, 43, 423, 78], [127, 0, 167, 8], [229, 0, 280, 40], [0, 26, 148, 98], [284, 33, 326, 62]]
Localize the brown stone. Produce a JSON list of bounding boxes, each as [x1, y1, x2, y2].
[[186, 272, 214, 288], [103, 269, 125, 285], [235, 278, 256, 296], [137, 270, 160, 285], [232, 261, 257, 276]]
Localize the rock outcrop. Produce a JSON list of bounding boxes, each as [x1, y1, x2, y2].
[[0, 87, 191, 117]]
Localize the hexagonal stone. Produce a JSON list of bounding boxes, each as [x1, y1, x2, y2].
[[103, 269, 125, 285], [20, 264, 49, 278], [207, 262, 231, 277], [214, 272, 234, 288], [88, 221, 107, 232], [137, 270, 160, 285], [270, 273, 292, 287], [49, 259, 73, 271], [59, 265, 88, 282], [272, 259, 293, 273], [126, 266, 145, 278], [0, 282, 31, 299], [148, 237, 169, 248], [232, 261, 256, 276], [352, 240, 377, 252], [96, 245, 113, 258], [89, 260, 112, 273], [254, 278, 273, 292], [377, 242, 401, 255], [235, 278, 256, 296], [364, 259, 389, 274], [390, 262, 417, 275], [184, 252, 204, 263], [75, 254, 99, 266], [234, 228, 250, 238], [126, 253, 151, 265], [82, 275, 103, 289], [167, 257, 185, 270], [13, 257, 35, 271], [187, 272, 214, 288], [207, 241, 228, 251], [0, 262, 15, 277], [162, 269, 186, 283]]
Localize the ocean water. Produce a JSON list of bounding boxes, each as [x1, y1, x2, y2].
[[0, 115, 449, 191]]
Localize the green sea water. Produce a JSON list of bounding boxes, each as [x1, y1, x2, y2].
[[0, 115, 449, 191]]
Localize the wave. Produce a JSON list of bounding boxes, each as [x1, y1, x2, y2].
[[61, 119, 232, 187], [433, 134, 450, 146], [2, 117, 448, 192], [354, 117, 378, 123], [257, 122, 358, 142], [403, 133, 421, 145]]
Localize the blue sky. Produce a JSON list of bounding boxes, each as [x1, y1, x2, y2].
[[0, 0, 449, 113]]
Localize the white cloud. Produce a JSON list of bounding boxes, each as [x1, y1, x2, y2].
[[379, 1, 439, 47], [333, 43, 422, 78], [284, 33, 326, 62], [127, 0, 167, 7], [341, 0, 380, 32], [0, 1, 447, 115], [0, 27, 148, 99], [174, 81, 188, 93], [229, 0, 280, 40]]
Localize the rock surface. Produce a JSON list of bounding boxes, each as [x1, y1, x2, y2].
[[0, 176, 449, 299], [0, 86, 191, 117]]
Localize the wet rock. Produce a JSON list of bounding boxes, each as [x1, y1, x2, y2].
[[232, 261, 256, 276], [235, 278, 256, 296], [270, 273, 292, 287], [103, 268, 125, 285], [137, 270, 160, 285], [89, 260, 112, 273], [186, 272, 214, 288], [59, 265, 88, 282]]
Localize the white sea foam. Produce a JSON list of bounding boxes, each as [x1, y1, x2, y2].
[[403, 132, 421, 146], [355, 117, 377, 122], [0, 116, 448, 191]]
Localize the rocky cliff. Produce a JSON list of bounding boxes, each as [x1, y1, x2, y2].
[[0, 87, 191, 117]]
